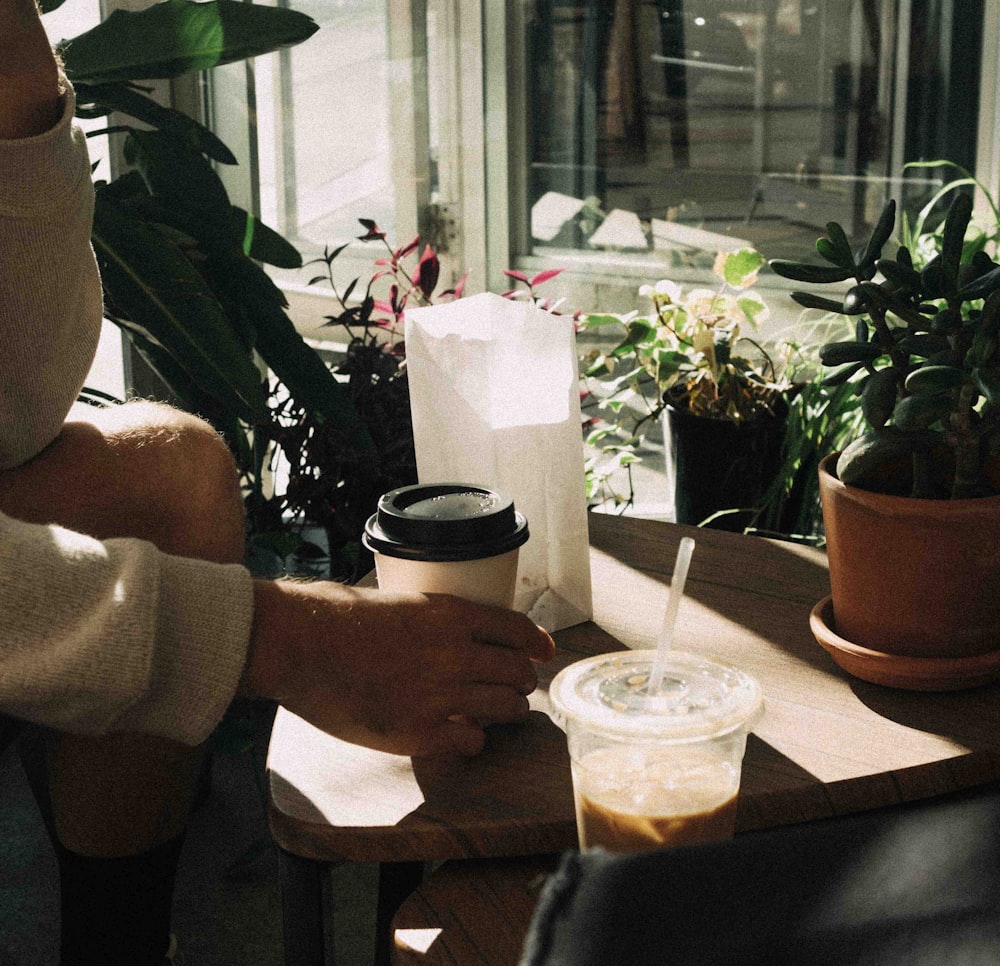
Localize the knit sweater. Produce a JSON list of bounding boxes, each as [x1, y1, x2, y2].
[[0, 88, 254, 745]]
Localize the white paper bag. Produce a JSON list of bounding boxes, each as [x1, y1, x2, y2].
[[405, 292, 592, 631]]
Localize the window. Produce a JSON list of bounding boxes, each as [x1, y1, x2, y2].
[[216, 0, 996, 332], [506, 0, 991, 313]]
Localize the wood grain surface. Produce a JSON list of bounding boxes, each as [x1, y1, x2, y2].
[[268, 513, 1000, 864]]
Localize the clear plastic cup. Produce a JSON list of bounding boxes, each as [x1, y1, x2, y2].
[[549, 650, 763, 853], [362, 483, 529, 607]]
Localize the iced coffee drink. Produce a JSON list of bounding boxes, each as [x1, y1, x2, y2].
[[549, 651, 761, 853]]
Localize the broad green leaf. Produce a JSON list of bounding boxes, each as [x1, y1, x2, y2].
[[73, 82, 236, 164], [61, 0, 318, 85], [126, 130, 233, 235], [251, 304, 376, 456], [232, 208, 302, 268], [93, 191, 265, 419]]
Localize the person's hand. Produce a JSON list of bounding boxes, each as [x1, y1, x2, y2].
[[242, 580, 555, 757]]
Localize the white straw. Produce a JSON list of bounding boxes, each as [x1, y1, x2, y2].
[[648, 537, 696, 694]]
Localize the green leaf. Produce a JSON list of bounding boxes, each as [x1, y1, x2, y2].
[[940, 192, 973, 287], [252, 305, 376, 456], [818, 221, 855, 269], [959, 264, 1000, 300], [859, 200, 896, 268], [973, 368, 1000, 407], [819, 341, 884, 366], [39, 0, 69, 11], [904, 365, 965, 396], [789, 292, 846, 313], [861, 368, 897, 428], [718, 248, 765, 287], [837, 427, 938, 486], [625, 317, 656, 346], [94, 192, 265, 420], [126, 130, 233, 234], [232, 207, 302, 268], [892, 394, 952, 431], [581, 313, 628, 330], [821, 361, 865, 387], [61, 0, 319, 85], [769, 260, 854, 284], [73, 82, 236, 164], [736, 292, 767, 326]]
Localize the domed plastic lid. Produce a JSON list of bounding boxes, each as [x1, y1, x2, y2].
[[549, 650, 763, 741], [363, 482, 528, 562]]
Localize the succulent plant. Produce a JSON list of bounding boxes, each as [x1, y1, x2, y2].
[[770, 194, 1000, 499]]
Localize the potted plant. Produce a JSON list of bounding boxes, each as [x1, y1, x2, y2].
[[770, 184, 1000, 689], [581, 249, 794, 531]]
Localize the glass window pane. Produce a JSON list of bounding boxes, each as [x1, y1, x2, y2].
[[521, 0, 984, 269]]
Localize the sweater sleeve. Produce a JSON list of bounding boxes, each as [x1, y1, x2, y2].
[[0, 86, 256, 745], [0, 510, 254, 744], [0, 84, 102, 470]]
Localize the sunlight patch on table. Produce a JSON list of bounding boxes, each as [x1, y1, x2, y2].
[[394, 928, 442, 954]]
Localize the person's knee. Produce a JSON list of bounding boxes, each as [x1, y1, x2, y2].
[[103, 402, 246, 564], [121, 406, 244, 563]]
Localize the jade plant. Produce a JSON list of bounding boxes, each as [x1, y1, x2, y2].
[[770, 190, 1000, 499]]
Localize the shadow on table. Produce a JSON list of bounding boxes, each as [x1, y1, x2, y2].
[[852, 678, 1000, 758]]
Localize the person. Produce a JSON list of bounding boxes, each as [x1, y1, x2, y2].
[[0, 2, 555, 963]]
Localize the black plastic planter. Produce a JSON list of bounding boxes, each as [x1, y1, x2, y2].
[[666, 405, 786, 532]]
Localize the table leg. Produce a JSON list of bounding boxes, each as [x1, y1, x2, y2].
[[375, 861, 425, 966], [277, 848, 334, 966]]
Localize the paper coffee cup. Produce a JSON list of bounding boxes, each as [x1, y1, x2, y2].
[[549, 650, 762, 853], [362, 483, 529, 607]]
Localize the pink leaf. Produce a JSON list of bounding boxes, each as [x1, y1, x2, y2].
[[357, 218, 385, 241], [395, 236, 420, 260], [414, 245, 440, 300], [530, 267, 564, 287], [502, 269, 529, 283]]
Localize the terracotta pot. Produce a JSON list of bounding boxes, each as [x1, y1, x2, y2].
[[818, 452, 1000, 659]]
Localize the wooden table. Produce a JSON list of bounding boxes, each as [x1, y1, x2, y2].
[[266, 513, 1000, 964]]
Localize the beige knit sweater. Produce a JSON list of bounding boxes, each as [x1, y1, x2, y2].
[[0, 89, 254, 745]]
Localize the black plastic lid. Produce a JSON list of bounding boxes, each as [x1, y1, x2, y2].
[[362, 483, 529, 562]]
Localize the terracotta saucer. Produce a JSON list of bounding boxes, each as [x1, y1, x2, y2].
[[809, 596, 1000, 692]]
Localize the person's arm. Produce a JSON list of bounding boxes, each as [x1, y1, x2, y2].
[[0, 0, 62, 139]]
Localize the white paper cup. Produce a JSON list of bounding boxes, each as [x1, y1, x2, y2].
[[363, 483, 529, 607]]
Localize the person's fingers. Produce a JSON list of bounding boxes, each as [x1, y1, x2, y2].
[[468, 606, 555, 661], [459, 645, 538, 694], [450, 685, 531, 725], [413, 719, 487, 758]]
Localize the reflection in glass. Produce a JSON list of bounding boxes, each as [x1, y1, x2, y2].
[[523, 0, 984, 267]]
